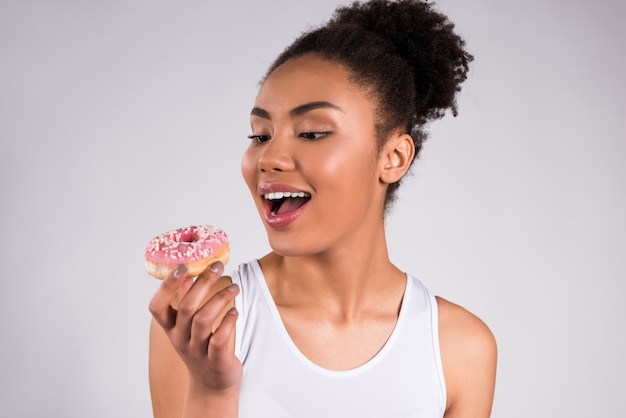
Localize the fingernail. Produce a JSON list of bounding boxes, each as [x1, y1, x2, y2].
[[226, 283, 239, 293], [173, 264, 187, 279], [209, 260, 224, 273], [227, 307, 238, 315]]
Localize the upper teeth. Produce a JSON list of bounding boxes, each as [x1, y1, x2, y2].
[[264, 192, 310, 200]]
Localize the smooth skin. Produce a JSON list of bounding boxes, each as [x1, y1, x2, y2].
[[149, 54, 496, 417], [149, 263, 240, 417]]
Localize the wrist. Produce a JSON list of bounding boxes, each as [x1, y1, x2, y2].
[[182, 380, 240, 418]]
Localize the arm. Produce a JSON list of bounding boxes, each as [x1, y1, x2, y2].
[[437, 297, 497, 418], [149, 317, 188, 417], [149, 263, 241, 418]]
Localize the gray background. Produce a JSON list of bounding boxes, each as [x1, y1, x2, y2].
[[1, 0, 624, 416]]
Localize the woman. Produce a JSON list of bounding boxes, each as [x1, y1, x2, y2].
[[149, 1, 497, 417]]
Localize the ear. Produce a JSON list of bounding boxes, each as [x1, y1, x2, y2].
[[379, 133, 415, 184]]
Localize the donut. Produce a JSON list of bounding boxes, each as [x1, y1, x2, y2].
[[144, 225, 230, 279]]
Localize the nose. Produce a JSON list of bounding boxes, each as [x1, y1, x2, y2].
[[257, 133, 295, 173]]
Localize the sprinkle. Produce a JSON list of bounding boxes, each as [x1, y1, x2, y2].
[[144, 224, 228, 267]]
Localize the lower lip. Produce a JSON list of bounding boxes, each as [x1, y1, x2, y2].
[[263, 200, 309, 228]]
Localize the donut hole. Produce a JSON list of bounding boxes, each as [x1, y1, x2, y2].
[[179, 230, 198, 243]]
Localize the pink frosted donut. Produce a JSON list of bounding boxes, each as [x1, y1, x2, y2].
[[144, 225, 230, 279]]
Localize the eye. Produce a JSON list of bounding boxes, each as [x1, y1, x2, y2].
[[247, 134, 271, 144], [299, 132, 329, 140]]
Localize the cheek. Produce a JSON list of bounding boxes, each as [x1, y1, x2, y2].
[[306, 144, 376, 185]]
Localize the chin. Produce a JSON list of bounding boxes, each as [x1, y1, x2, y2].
[[266, 233, 319, 259]]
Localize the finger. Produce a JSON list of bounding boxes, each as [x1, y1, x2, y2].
[[176, 261, 225, 317], [148, 264, 188, 329], [176, 275, 194, 301], [208, 307, 238, 362], [174, 261, 227, 339], [188, 283, 239, 352], [197, 260, 226, 283]]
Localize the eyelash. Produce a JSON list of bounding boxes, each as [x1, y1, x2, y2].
[[247, 132, 330, 144], [247, 134, 271, 144], [299, 132, 329, 140]]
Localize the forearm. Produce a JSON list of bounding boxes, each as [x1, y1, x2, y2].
[[181, 383, 240, 418]]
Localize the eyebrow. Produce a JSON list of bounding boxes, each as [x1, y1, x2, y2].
[[250, 101, 344, 120]]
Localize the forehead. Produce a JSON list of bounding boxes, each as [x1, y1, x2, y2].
[[253, 54, 373, 117]]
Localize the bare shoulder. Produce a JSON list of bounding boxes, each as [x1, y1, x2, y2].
[[436, 297, 497, 418], [437, 297, 496, 353]]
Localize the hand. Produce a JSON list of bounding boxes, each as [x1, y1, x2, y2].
[[149, 262, 243, 394]]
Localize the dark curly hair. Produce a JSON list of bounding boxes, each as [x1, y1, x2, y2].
[[264, 0, 473, 209]]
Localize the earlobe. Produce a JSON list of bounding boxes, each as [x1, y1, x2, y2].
[[380, 133, 415, 184]]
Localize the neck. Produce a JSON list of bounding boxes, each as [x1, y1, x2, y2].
[[259, 223, 405, 321]]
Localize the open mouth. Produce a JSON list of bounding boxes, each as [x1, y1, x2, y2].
[[264, 191, 311, 216]]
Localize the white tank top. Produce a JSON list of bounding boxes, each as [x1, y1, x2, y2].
[[231, 260, 446, 418]]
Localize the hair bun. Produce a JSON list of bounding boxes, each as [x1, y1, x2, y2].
[[330, 0, 473, 121]]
